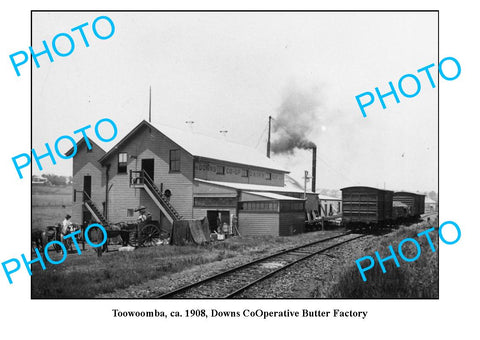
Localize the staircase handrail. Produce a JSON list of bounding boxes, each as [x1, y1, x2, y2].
[[141, 170, 181, 219]]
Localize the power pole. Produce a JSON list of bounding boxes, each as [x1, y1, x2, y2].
[[303, 170, 309, 199], [148, 86, 152, 123], [267, 115, 272, 158]]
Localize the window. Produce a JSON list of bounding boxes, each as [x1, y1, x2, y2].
[[169, 149, 180, 172], [279, 201, 304, 212], [118, 152, 127, 173], [194, 197, 237, 207], [241, 169, 249, 177], [266, 173, 272, 180], [127, 209, 134, 217], [216, 165, 225, 175], [239, 201, 278, 212]]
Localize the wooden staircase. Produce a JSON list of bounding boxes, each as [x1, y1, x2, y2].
[[130, 170, 182, 223], [82, 191, 108, 225]]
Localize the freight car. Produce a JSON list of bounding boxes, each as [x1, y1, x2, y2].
[[393, 192, 425, 219], [392, 201, 409, 222], [341, 186, 394, 230]]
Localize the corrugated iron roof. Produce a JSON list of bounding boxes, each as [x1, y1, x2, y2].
[[195, 178, 308, 194], [100, 120, 288, 172], [318, 194, 341, 201], [243, 191, 305, 201]]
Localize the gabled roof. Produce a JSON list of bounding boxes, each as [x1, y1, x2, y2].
[[99, 120, 288, 172], [284, 175, 317, 194], [65, 137, 106, 157]]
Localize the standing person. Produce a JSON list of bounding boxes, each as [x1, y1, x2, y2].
[[61, 214, 73, 251], [216, 214, 222, 234], [61, 215, 73, 236]]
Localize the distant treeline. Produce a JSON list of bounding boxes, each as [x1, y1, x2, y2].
[[36, 173, 72, 186]]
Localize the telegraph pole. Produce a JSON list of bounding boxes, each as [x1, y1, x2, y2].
[[148, 86, 152, 123], [267, 115, 272, 158], [303, 170, 309, 199]]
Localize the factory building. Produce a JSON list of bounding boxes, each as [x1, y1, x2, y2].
[[70, 120, 319, 236]]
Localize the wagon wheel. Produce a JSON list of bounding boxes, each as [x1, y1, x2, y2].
[[138, 223, 163, 247], [53, 242, 63, 252], [53, 233, 63, 252]]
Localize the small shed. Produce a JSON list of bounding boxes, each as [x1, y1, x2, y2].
[[318, 194, 342, 217], [238, 192, 305, 236], [424, 197, 437, 213]]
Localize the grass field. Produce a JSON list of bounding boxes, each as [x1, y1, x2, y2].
[[31, 231, 342, 298], [32, 185, 72, 227], [317, 218, 439, 298], [32, 185, 438, 299]]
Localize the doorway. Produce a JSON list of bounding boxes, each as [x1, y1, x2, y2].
[[83, 175, 91, 200], [207, 210, 231, 232], [142, 159, 154, 181]]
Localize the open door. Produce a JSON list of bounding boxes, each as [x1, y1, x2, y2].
[[142, 159, 154, 181], [83, 175, 91, 200]]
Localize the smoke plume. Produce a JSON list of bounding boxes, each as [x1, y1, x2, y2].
[[271, 85, 320, 154]]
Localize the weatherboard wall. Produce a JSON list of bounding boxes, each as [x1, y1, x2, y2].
[[238, 211, 280, 236], [194, 159, 285, 187], [71, 141, 106, 224], [104, 125, 194, 223], [279, 212, 305, 236]]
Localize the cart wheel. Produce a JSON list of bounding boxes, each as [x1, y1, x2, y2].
[[53, 242, 62, 252], [139, 223, 162, 246]]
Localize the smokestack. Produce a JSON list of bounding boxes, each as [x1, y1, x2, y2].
[[311, 146, 316, 193]]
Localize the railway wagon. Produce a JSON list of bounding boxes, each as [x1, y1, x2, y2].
[[393, 192, 425, 218], [341, 186, 393, 229], [392, 201, 409, 221]]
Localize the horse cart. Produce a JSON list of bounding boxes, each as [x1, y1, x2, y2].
[[105, 219, 169, 248]]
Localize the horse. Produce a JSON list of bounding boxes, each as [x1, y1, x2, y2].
[[86, 225, 108, 257], [60, 223, 82, 253], [41, 225, 62, 253], [83, 222, 130, 256], [31, 228, 44, 252], [105, 223, 131, 247]]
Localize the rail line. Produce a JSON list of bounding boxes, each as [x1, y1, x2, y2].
[[157, 232, 367, 299]]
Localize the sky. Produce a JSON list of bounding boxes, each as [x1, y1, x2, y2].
[[32, 11, 438, 192]]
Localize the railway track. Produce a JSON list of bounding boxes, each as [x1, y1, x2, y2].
[[157, 232, 367, 299], [421, 212, 438, 220]]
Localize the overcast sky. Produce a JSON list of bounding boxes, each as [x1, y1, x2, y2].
[[32, 11, 438, 192]]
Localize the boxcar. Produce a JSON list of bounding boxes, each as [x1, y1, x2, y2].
[[392, 201, 409, 221], [393, 192, 425, 218], [341, 186, 393, 229]]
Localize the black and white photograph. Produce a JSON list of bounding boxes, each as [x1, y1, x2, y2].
[[30, 11, 439, 299], [2, 1, 479, 339]]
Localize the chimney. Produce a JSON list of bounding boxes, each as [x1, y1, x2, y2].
[[311, 146, 317, 193]]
